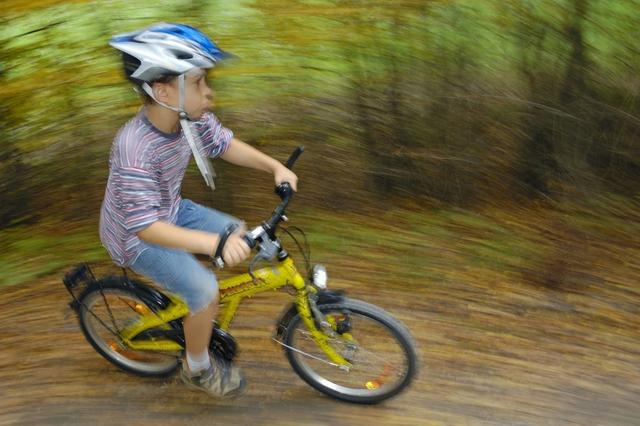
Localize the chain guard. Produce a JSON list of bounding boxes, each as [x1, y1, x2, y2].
[[209, 327, 237, 362]]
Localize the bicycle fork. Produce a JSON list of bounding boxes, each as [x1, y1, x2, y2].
[[275, 277, 353, 370]]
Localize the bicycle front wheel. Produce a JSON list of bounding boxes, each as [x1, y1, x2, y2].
[[282, 298, 418, 404], [77, 279, 180, 376]]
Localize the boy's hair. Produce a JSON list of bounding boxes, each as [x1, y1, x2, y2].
[[122, 52, 177, 104]]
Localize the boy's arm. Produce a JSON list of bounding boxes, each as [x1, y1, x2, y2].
[[137, 221, 249, 266], [220, 138, 298, 190], [137, 221, 218, 255]]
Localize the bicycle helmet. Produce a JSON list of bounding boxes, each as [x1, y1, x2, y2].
[[109, 23, 231, 83]]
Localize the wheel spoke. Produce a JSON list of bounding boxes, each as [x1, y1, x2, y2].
[[283, 300, 417, 403], [80, 285, 179, 375], [294, 326, 405, 370]]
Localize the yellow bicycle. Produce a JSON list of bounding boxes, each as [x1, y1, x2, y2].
[[62, 147, 418, 404]]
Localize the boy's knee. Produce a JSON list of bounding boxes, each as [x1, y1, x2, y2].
[[189, 290, 218, 315], [182, 269, 219, 313], [189, 296, 218, 317]]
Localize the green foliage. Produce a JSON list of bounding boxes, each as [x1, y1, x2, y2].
[[0, 0, 639, 221], [0, 222, 108, 287]]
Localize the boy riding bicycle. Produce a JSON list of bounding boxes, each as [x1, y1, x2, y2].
[[100, 23, 297, 398]]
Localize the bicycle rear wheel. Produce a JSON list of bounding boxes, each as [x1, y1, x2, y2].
[[282, 298, 418, 404], [77, 279, 180, 376]]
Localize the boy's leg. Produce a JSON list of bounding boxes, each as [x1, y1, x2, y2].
[[172, 198, 237, 356], [130, 244, 244, 397], [130, 244, 218, 313], [130, 245, 219, 361], [183, 301, 217, 371]]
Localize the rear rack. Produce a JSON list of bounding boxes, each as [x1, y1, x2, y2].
[[62, 263, 97, 310]]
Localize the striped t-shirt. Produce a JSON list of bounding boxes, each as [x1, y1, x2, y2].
[[99, 109, 232, 266]]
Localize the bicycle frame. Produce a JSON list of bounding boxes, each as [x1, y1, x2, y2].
[[119, 256, 351, 367]]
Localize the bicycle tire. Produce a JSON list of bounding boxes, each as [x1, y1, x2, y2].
[[282, 298, 418, 404], [77, 278, 180, 377]]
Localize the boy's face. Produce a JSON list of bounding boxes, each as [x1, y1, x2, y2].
[[154, 68, 213, 120]]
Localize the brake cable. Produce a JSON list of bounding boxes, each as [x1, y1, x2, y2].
[[280, 226, 311, 276]]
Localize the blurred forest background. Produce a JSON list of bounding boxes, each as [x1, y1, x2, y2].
[[3, 2, 640, 423], [0, 0, 639, 288]]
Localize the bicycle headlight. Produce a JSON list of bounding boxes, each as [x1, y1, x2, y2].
[[311, 264, 328, 290]]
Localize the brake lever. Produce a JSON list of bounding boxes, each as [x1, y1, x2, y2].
[[248, 255, 260, 282], [248, 251, 271, 282], [248, 236, 282, 281]]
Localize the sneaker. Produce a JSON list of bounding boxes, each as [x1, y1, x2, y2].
[[180, 356, 246, 398]]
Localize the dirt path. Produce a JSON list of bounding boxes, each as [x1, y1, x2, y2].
[[1, 265, 638, 425]]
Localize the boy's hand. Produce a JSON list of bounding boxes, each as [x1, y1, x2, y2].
[[220, 224, 250, 267], [222, 232, 251, 267], [274, 165, 298, 191]]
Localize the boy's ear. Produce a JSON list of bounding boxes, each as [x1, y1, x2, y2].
[[152, 81, 171, 103]]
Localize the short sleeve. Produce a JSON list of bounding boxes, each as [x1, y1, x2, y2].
[[195, 112, 233, 158], [116, 166, 161, 233]]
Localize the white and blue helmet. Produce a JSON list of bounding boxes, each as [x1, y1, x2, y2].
[[110, 23, 231, 82]]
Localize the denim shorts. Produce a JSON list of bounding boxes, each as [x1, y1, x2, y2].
[[130, 198, 241, 313]]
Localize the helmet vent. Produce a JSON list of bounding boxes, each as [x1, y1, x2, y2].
[[170, 49, 193, 60]]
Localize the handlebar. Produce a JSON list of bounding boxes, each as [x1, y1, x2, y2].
[[285, 146, 305, 169], [213, 146, 304, 269]]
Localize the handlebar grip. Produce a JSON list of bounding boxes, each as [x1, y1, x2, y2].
[[285, 146, 305, 170], [214, 235, 256, 269], [275, 182, 293, 200], [212, 223, 239, 269], [243, 234, 257, 249]]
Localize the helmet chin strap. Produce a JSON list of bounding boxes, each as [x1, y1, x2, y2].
[[142, 74, 217, 189]]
